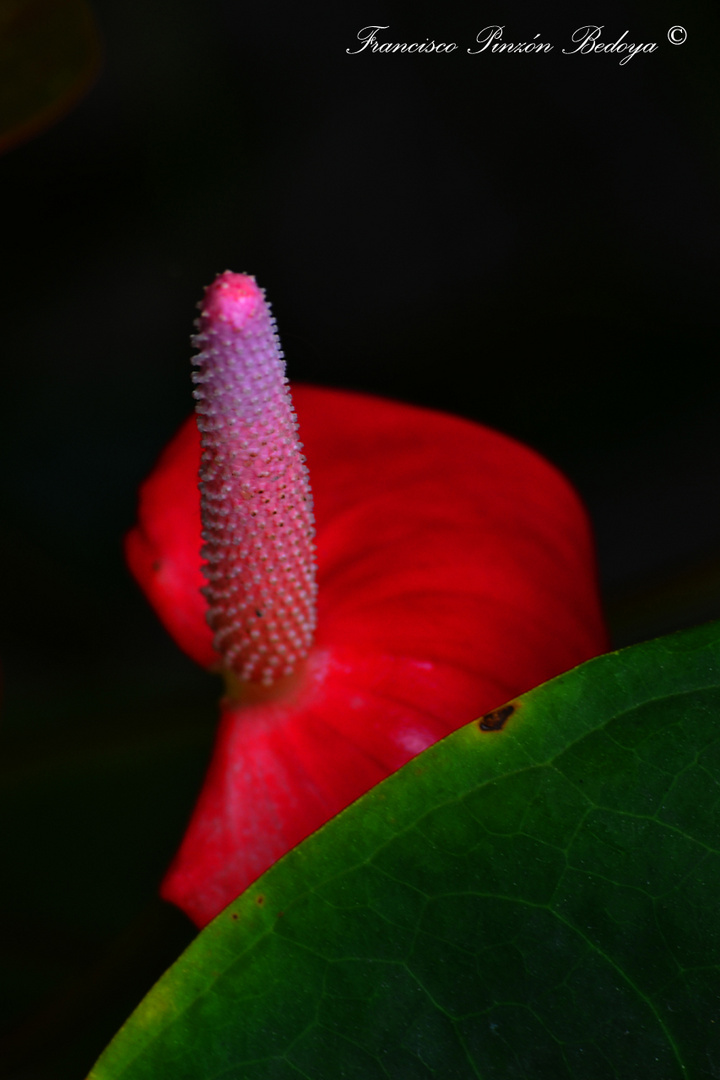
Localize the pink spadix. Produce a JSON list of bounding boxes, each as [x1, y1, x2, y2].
[[192, 273, 317, 691]]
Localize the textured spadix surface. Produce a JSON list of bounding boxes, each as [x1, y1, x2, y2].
[[191, 272, 316, 686], [88, 621, 720, 1080]]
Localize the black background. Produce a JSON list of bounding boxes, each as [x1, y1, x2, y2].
[[2, 1, 719, 1075]]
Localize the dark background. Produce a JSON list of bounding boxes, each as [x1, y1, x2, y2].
[[1, 1, 719, 1076]]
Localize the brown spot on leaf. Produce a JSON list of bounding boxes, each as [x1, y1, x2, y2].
[[256, 894, 265, 906], [479, 703, 516, 732]]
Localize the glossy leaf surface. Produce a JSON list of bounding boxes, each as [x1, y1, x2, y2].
[[89, 621, 720, 1079]]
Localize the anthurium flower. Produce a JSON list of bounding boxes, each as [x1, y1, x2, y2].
[[126, 272, 608, 928]]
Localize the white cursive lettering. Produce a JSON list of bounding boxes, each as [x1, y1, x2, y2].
[[346, 25, 457, 55], [563, 25, 658, 64], [468, 25, 553, 55]]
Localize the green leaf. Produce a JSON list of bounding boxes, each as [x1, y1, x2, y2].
[[89, 622, 720, 1079], [0, 0, 101, 154]]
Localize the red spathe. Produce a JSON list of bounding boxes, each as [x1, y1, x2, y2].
[[126, 385, 608, 927]]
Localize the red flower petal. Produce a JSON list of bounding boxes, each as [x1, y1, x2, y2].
[[125, 414, 216, 670], [126, 385, 607, 926]]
